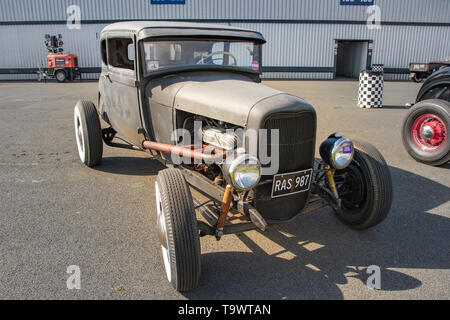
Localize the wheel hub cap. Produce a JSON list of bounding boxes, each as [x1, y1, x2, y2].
[[412, 113, 447, 152], [420, 125, 434, 140]]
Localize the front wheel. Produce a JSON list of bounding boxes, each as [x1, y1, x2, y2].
[[333, 140, 393, 230], [155, 168, 201, 292], [402, 99, 450, 166], [73, 100, 103, 167]]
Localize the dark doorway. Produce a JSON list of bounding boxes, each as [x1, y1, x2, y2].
[[335, 40, 370, 79]]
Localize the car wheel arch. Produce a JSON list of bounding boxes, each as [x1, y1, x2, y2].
[[417, 82, 450, 103]]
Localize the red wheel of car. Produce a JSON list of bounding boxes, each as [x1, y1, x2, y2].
[[412, 113, 447, 152], [402, 99, 450, 166]]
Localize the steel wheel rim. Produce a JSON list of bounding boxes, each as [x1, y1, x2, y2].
[[56, 72, 64, 81], [73, 106, 85, 161], [155, 182, 172, 282], [412, 113, 447, 152], [335, 164, 366, 210]]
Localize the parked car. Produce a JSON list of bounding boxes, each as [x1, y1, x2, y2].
[[409, 58, 450, 83], [402, 67, 450, 166], [73, 21, 393, 291]]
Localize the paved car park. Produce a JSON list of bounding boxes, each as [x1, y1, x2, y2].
[[0, 80, 448, 300]]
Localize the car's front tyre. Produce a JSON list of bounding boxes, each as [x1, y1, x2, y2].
[[155, 168, 201, 292], [332, 140, 393, 230], [73, 100, 103, 167]]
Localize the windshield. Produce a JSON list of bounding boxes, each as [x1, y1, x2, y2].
[[141, 39, 262, 75]]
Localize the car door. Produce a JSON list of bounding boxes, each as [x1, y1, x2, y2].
[[101, 34, 142, 146]]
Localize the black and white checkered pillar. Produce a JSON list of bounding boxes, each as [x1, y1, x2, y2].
[[358, 70, 384, 108], [372, 64, 384, 73]]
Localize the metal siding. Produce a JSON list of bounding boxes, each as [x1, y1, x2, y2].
[[1, 0, 449, 23], [1, 0, 449, 80], [0, 24, 106, 70], [233, 23, 450, 73], [1, 22, 449, 80]]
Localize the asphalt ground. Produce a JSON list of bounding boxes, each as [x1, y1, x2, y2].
[[0, 80, 448, 300]]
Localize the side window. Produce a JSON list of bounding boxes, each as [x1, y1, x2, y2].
[[107, 37, 135, 70], [101, 39, 107, 65]]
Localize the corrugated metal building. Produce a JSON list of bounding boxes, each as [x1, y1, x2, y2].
[[1, 0, 449, 80]]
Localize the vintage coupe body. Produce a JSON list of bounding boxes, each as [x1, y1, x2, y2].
[[402, 67, 450, 166], [73, 22, 393, 291]]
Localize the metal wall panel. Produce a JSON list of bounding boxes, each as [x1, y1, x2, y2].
[[0, 24, 106, 70], [1, 22, 449, 80], [262, 72, 334, 80], [234, 23, 450, 70], [1, 0, 449, 23]]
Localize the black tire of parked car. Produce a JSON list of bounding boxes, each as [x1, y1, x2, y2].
[[73, 100, 103, 167], [333, 140, 393, 230], [155, 168, 201, 292], [402, 99, 450, 166], [412, 74, 424, 83], [55, 69, 66, 83]]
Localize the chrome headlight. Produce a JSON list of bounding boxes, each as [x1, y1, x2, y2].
[[223, 154, 261, 191], [319, 134, 354, 169]]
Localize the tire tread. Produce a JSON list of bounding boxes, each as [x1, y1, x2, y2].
[[335, 140, 393, 230], [156, 168, 201, 292], [76, 100, 103, 167]]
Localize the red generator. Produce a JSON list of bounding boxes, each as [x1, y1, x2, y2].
[[47, 53, 81, 82], [38, 34, 82, 82]]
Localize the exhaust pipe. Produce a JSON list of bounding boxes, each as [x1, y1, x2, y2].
[[142, 140, 225, 162]]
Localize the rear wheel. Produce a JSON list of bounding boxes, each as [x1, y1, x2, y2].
[[402, 99, 450, 166], [155, 168, 201, 292], [55, 70, 66, 82], [412, 74, 423, 83], [333, 140, 393, 230], [73, 100, 103, 167]]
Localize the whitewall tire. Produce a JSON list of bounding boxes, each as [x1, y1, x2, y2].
[[73, 100, 103, 167], [155, 168, 201, 292]]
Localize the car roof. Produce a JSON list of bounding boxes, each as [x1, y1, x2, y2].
[[101, 21, 265, 43]]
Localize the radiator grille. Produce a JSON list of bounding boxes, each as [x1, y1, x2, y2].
[[262, 112, 315, 174], [254, 111, 316, 222]]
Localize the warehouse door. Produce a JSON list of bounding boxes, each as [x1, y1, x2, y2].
[[335, 40, 369, 79]]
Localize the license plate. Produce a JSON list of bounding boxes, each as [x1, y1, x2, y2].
[[271, 169, 313, 198]]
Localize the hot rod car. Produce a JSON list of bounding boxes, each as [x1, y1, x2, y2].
[[73, 22, 393, 291], [402, 67, 450, 166]]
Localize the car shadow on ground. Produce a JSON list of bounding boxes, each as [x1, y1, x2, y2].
[[95, 156, 164, 176], [439, 162, 450, 169], [183, 165, 449, 299], [382, 105, 408, 109]]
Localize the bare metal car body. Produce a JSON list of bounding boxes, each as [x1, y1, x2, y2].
[[98, 22, 316, 221], [74, 21, 393, 291]]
